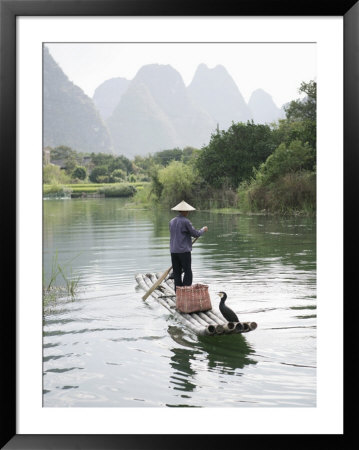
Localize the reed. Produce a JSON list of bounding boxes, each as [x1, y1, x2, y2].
[[43, 252, 81, 305], [57, 265, 81, 298]]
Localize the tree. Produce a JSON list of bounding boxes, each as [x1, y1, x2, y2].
[[196, 121, 275, 188], [157, 161, 197, 207], [90, 152, 114, 167], [72, 166, 87, 181], [153, 148, 183, 166], [284, 81, 316, 122], [89, 166, 108, 183], [133, 155, 154, 172], [110, 168, 126, 182], [148, 164, 164, 200], [108, 155, 133, 174], [43, 164, 71, 184], [254, 140, 315, 185], [50, 145, 77, 161], [50, 145, 79, 174], [283, 80, 316, 149], [182, 146, 199, 165], [64, 156, 77, 175]]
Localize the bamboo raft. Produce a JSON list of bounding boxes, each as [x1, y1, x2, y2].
[[135, 272, 257, 336]]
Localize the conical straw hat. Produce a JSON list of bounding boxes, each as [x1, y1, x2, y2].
[[171, 200, 196, 211]]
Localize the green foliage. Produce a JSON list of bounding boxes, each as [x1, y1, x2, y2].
[[284, 81, 316, 122], [135, 147, 199, 172], [153, 148, 183, 166], [110, 168, 126, 182], [255, 140, 315, 185], [235, 80, 316, 216], [90, 153, 133, 174], [43, 184, 72, 198], [67, 185, 100, 193], [90, 152, 115, 167], [50, 145, 79, 174], [98, 183, 137, 197], [43, 164, 71, 184], [240, 171, 316, 215], [196, 121, 275, 188], [181, 146, 199, 164], [148, 164, 164, 200], [43, 251, 81, 305], [72, 166, 87, 180], [109, 155, 133, 174], [89, 166, 109, 183], [64, 157, 77, 174], [271, 119, 313, 149], [50, 145, 77, 161], [129, 183, 152, 207], [283, 80, 316, 150], [133, 155, 155, 172], [157, 161, 197, 207]]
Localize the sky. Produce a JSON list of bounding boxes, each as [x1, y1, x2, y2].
[[45, 42, 316, 108]]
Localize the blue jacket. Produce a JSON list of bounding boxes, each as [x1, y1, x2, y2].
[[169, 214, 205, 253]]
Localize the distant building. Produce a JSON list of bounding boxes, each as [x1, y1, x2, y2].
[[43, 147, 51, 165], [43, 147, 95, 174], [51, 159, 67, 170]]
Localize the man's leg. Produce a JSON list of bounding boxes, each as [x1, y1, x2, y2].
[[180, 252, 192, 286], [171, 253, 183, 291]]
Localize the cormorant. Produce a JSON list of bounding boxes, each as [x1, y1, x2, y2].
[[217, 291, 239, 322]]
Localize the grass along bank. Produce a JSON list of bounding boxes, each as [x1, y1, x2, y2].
[[43, 252, 81, 307], [43, 182, 149, 199]]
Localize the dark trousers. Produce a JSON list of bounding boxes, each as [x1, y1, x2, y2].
[[171, 252, 192, 291]]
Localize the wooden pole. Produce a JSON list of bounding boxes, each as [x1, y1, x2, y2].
[[139, 273, 215, 336], [142, 236, 199, 300], [162, 274, 245, 334], [159, 275, 220, 330], [137, 273, 257, 336]]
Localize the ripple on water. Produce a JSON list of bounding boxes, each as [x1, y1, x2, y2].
[[43, 202, 317, 407]]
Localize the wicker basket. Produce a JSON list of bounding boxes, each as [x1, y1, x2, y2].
[[176, 284, 212, 313]]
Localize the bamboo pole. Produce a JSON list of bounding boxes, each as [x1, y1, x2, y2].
[[156, 296, 210, 336], [142, 237, 199, 301], [163, 274, 225, 323], [141, 267, 172, 300], [159, 274, 235, 334], [136, 273, 256, 336], [155, 275, 220, 331], [135, 274, 152, 294], [164, 294, 215, 333], [206, 310, 226, 326], [138, 274, 215, 336]]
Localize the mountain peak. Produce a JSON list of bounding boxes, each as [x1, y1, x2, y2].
[[248, 89, 284, 124], [93, 77, 130, 119], [188, 63, 252, 129], [43, 48, 113, 153]]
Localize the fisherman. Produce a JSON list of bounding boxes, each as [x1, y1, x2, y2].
[[169, 200, 208, 291]]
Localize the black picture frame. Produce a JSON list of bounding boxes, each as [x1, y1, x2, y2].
[[1, 0, 357, 448]]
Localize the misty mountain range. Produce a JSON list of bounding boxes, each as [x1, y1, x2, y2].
[[43, 46, 286, 158]]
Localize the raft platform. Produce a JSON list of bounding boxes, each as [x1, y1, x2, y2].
[[135, 272, 257, 336]]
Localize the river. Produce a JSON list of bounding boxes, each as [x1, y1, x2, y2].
[[43, 198, 316, 407]]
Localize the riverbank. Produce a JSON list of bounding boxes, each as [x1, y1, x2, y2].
[[43, 181, 315, 217], [43, 182, 148, 199]]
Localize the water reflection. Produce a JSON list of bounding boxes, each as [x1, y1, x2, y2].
[[147, 209, 316, 284], [167, 326, 257, 401]]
